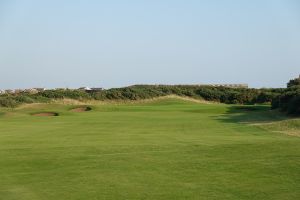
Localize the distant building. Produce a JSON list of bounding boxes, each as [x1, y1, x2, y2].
[[142, 84, 249, 88], [5, 89, 14, 94], [91, 87, 103, 91], [34, 88, 46, 92], [14, 89, 24, 94], [79, 87, 92, 91], [79, 87, 103, 92], [174, 84, 249, 88], [205, 84, 248, 88], [24, 88, 39, 94]]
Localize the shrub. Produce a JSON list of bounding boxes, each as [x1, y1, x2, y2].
[[0, 97, 19, 108], [287, 76, 300, 88], [15, 95, 35, 104], [0, 85, 285, 107], [271, 86, 300, 115], [287, 95, 300, 115]]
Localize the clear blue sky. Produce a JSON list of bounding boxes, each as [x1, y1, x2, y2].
[[0, 0, 299, 89]]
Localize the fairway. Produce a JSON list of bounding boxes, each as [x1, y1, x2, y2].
[[0, 98, 299, 200]]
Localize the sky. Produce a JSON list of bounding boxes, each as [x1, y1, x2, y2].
[[0, 0, 299, 89]]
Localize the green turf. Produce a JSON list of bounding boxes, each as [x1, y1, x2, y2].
[[0, 98, 299, 200]]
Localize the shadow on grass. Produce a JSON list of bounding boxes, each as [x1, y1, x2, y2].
[[214, 105, 290, 124]]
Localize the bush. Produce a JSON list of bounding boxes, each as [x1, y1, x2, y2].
[[287, 95, 300, 115], [287, 76, 300, 88], [15, 95, 35, 104], [0, 85, 285, 108], [271, 86, 300, 115], [0, 97, 19, 108]]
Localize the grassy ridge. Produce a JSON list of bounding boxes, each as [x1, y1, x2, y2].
[[0, 98, 299, 199], [0, 85, 283, 108]]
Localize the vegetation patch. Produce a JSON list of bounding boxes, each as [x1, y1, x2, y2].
[[256, 119, 300, 137], [0, 85, 284, 108], [271, 77, 300, 115]]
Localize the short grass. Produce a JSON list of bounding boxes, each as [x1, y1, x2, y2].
[[0, 98, 299, 200]]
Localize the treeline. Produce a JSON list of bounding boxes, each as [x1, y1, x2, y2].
[[271, 77, 300, 115], [1, 77, 299, 115], [0, 85, 283, 108]]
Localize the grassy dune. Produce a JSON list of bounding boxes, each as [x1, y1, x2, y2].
[[0, 98, 299, 200]]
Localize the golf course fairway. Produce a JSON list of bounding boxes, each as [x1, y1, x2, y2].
[[0, 98, 299, 200]]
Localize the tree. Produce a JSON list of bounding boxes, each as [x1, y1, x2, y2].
[[287, 75, 300, 88]]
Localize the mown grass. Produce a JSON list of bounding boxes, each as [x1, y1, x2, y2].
[[0, 98, 299, 200]]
